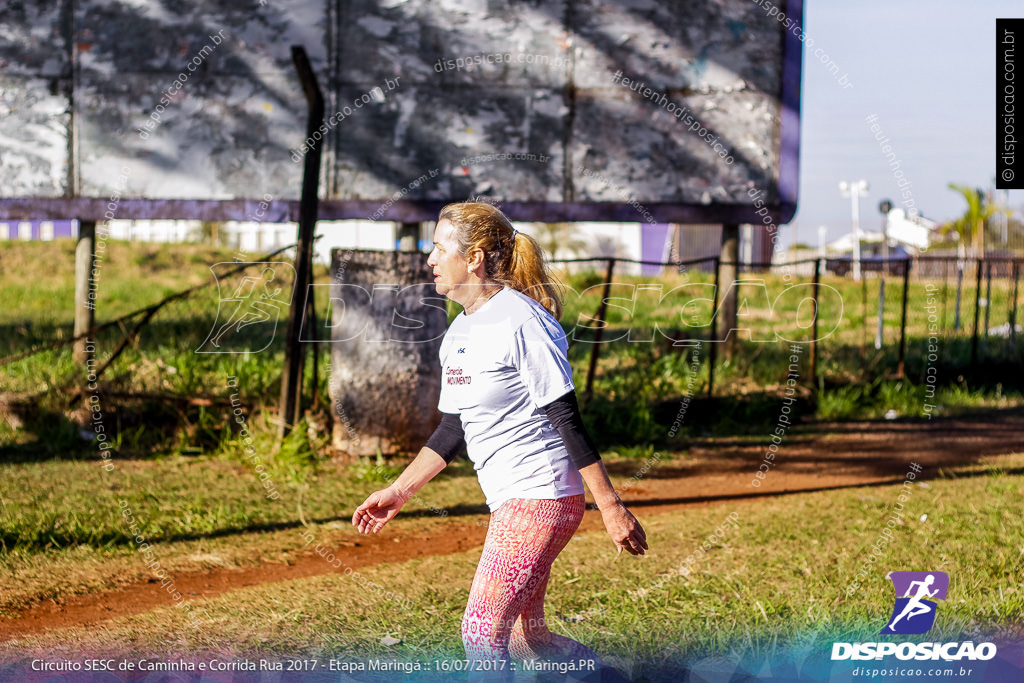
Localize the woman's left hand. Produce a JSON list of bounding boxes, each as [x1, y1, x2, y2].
[[352, 486, 407, 534], [599, 502, 648, 555]]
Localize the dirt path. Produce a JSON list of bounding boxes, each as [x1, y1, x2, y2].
[[2, 411, 1022, 640]]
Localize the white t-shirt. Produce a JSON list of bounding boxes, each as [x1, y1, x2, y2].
[[437, 287, 584, 511]]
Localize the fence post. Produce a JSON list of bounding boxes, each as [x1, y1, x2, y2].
[[941, 258, 949, 331], [708, 257, 720, 398], [278, 46, 324, 439], [1011, 260, 1020, 347], [718, 225, 740, 358], [897, 258, 910, 379], [860, 276, 868, 358], [583, 258, 616, 400], [984, 262, 993, 335], [954, 265, 963, 331], [307, 286, 320, 411], [875, 278, 885, 350], [811, 258, 820, 391], [73, 220, 97, 364], [971, 258, 983, 367]]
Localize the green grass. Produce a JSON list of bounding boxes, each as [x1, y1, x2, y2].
[[2, 241, 1021, 679], [0, 449, 487, 611], [1, 242, 1021, 460], [2, 454, 1021, 669], [0, 442, 486, 556]]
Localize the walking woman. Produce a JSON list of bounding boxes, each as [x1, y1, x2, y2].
[[352, 202, 647, 678]]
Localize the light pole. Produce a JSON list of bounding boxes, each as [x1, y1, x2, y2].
[[839, 180, 869, 281]]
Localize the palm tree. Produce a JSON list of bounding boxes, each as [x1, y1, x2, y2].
[[945, 183, 996, 257]]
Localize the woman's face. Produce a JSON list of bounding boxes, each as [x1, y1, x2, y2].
[[427, 219, 475, 304]]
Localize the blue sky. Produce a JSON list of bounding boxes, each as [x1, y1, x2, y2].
[[791, 0, 1021, 248]]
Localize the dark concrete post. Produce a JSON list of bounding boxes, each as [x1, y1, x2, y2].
[[329, 250, 447, 456]]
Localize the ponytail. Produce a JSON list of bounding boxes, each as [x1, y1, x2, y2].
[[438, 202, 563, 319], [507, 231, 563, 320]]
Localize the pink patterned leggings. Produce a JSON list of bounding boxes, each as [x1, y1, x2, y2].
[[461, 494, 602, 677]]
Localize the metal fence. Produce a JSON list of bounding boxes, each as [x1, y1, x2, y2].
[[552, 255, 1022, 399], [3, 246, 1018, 453]]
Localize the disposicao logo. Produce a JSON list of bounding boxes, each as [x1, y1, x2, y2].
[[882, 570, 948, 635], [832, 570, 997, 662]]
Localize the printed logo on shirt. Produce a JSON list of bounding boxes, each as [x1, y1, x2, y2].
[[445, 366, 472, 385], [458, 347, 466, 354]]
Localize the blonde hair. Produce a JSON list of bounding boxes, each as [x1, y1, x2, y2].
[[438, 202, 563, 319]]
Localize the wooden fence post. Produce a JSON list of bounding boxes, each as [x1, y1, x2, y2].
[[73, 220, 96, 364], [583, 258, 616, 401]]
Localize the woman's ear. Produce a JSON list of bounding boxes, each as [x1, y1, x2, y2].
[[466, 247, 485, 273]]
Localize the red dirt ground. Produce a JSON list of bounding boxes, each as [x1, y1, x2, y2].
[[2, 411, 1022, 640]]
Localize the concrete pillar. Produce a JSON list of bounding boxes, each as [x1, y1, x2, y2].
[[329, 249, 447, 455], [73, 220, 96, 363]]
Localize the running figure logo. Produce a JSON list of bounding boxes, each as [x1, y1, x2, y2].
[[881, 571, 949, 635], [197, 262, 294, 354]]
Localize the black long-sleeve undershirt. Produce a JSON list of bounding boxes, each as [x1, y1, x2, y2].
[[542, 390, 602, 469], [424, 412, 466, 464]]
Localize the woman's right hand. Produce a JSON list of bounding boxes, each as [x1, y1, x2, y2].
[[352, 486, 408, 534]]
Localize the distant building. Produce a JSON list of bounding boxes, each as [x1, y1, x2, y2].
[[0, 220, 76, 240], [7, 218, 777, 279], [521, 222, 774, 277], [826, 209, 938, 255], [885, 209, 938, 250]]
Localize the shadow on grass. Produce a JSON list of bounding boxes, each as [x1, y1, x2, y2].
[[617, 465, 1024, 511], [604, 404, 1024, 483], [0, 405, 95, 463], [0, 397, 195, 464], [84, 460, 1022, 551]]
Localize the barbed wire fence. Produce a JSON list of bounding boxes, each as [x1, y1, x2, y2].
[[2, 246, 1019, 456], [551, 253, 1022, 400]]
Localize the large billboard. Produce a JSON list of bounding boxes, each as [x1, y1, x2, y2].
[[0, 0, 801, 223]]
